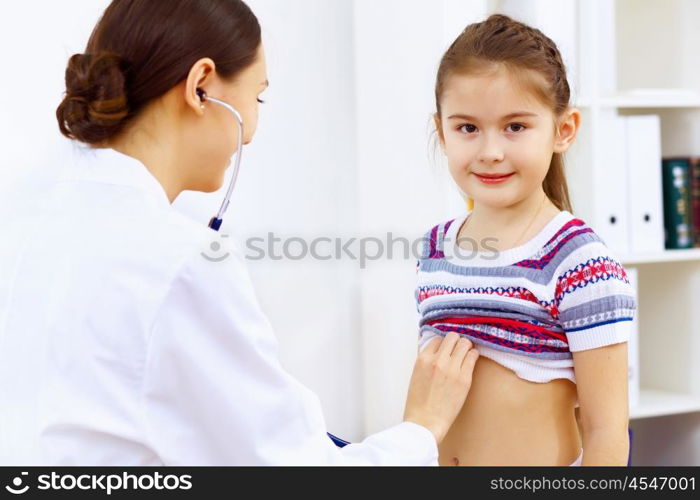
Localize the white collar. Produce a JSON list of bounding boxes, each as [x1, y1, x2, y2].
[[442, 209, 574, 267], [67, 145, 171, 207]]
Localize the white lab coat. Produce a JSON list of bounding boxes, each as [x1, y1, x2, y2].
[[0, 147, 437, 465]]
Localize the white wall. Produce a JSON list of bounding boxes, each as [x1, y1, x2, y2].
[[353, 0, 485, 434], [0, 1, 110, 206], [0, 0, 365, 440], [215, 0, 365, 439]]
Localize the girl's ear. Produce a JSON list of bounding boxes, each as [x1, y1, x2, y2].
[[553, 107, 581, 153], [434, 113, 446, 152]]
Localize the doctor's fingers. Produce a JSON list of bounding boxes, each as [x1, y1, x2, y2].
[[423, 336, 443, 355], [459, 344, 480, 378], [434, 331, 462, 366], [444, 336, 475, 373]]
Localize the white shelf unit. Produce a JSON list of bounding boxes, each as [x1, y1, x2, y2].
[[619, 249, 700, 266], [631, 390, 700, 420], [577, 93, 700, 109], [470, 0, 700, 465], [599, 95, 700, 109], [564, 0, 700, 465]]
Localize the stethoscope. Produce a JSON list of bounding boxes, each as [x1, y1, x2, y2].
[[196, 88, 351, 450], [196, 88, 244, 232]]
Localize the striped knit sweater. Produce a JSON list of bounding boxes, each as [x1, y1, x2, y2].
[[415, 210, 636, 385]]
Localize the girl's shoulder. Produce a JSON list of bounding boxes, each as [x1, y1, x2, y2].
[[547, 212, 624, 263], [546, 213, 634, 290], [418, 214, 469, 260]]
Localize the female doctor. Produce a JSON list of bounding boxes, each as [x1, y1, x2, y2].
[[0, 0, 480, 465]]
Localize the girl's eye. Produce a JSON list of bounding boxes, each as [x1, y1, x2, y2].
[[458, 124, 477, 134], [257, 98, 265, 104], [507, 123, 526, 132]]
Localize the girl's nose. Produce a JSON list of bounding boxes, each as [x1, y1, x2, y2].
[[477, 135, 505, 164]]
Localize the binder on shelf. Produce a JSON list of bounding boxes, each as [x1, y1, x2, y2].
[[689, 157, 700, 247], [662, 158, 693, 249], [626, 267, 640, 411], [624, 115, 665, 254], [594, 113, 629, 255]]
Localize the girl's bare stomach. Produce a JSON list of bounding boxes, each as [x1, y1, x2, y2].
[[439, 355, 582, 466]]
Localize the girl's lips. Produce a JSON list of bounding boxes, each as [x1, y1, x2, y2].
[[474, 172, 515, 184]]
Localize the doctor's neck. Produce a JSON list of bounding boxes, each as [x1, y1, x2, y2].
[[106, 91, 189, 204]]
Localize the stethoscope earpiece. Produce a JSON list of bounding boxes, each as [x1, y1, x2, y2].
[[196, 88, 207, 102]]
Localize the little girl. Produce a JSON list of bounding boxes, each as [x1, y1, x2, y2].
[[415, 14, 636, 466]]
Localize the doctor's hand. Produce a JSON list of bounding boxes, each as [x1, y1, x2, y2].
[[403, 332, 479, 445]]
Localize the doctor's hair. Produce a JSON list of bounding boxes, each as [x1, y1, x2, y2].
[[56, 0, 260, 145], [434, 14, 573, 213]]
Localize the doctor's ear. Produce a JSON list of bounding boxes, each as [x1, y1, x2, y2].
[[184, 57, 216, 115]]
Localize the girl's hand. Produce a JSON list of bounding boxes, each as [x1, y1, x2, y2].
[[403, 332, 479, 444]]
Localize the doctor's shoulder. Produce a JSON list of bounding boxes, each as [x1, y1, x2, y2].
[[144, 210, 280, 348], [155, 209, 246, 270]]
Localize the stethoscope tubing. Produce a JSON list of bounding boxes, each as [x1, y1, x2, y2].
[[197, 90, 244, 232]]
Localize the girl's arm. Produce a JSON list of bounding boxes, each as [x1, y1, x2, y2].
[[573, 341, 630, 466]]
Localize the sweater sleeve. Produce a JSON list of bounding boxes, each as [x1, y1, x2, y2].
[[555, 241, 637, 352]]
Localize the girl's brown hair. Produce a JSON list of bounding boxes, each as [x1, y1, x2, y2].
[[56, 0, 261, 146], [435, 14, 573, 212]]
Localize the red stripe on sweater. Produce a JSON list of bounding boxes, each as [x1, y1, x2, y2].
[[426, 315, 567, 342]]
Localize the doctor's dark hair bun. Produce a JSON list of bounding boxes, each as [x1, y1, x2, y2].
[[56, 0, 261, 146], [57, 52, 129, 144]]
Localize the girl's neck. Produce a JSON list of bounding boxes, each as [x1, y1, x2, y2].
[[464, 191, 562, 251], [469, 190, 555, 227]]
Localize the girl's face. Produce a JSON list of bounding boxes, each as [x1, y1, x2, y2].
[[436, 64, 576, 210]]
